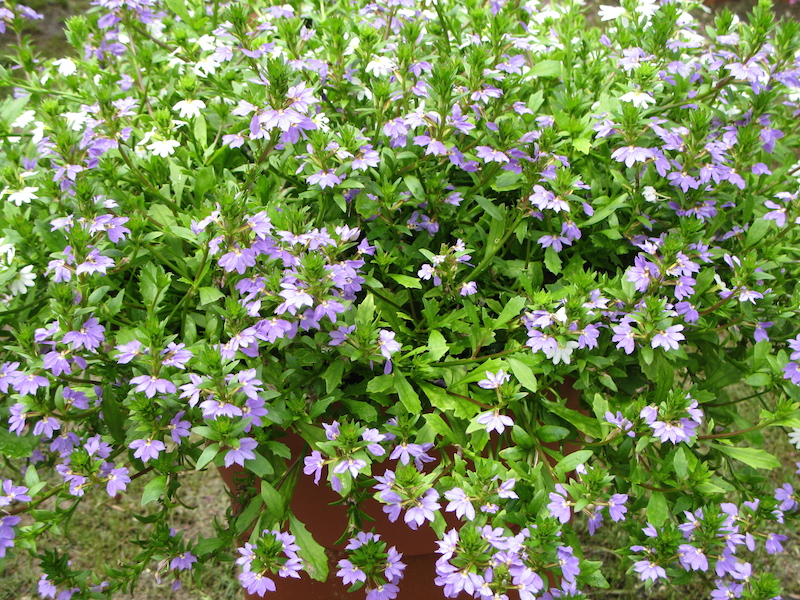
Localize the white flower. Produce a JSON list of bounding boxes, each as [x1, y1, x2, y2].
[[11, 110, 36, 129], [598, 5, 626, 20], [193, 56, 220, 77], [620, 91, 656, 109], [4, 186, 39, 206], [544, 340, 579, 365], [147, 139, 181, 157], [643, 186, 658, 203], [366, 56, 397, 77], [64, 111, 90, 131], [0, 238, 15, 269], [8, 265, 35, 296], [789, 428, 800, 450], [173, 99, 206, 119], [196, 34, 217, 51], [31, 122, 45, 144], [52, 58, 77, 76]]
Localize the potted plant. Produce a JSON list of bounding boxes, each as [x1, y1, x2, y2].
[[1, 0, 800, 598]]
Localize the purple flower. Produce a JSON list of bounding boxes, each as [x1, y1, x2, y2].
[[404, 489, 440, 530], [0, 480, 31, 506], [75, 247, 114, 275], [303, 450, 324, 484], [611, 145, 653, 168], [239, 571, 276, 597], [62, 317, 105, 352], [651, 325, 685, 351], [218, 246, 257, 274], [678, 544, 708, 571], [633, 560, 667, 582], [607, 494, 629, 521], [130, 438, 166, 463], [307, 169, 342, 189], [476, 409, 514, 434], [33, 416, 60, 438], [765, 532, 787, 554], [170, 552, 197, 571], [557, 546, 580, 582], [774, 483, 797, 511], [130, 375, 176, 398], [547, 484, 572, 523], [12, 372, 49, 396], [115, 340, 144, 364], [225, 437, 257, 467], [444, 487, 475, 521], [162, 343, 193, 369], [478, 369, 511, 389], [106, 467, 131, 496], [333, 457, 367, 478], [337, 559, 367, 585]]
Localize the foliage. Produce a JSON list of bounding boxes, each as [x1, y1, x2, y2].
[[1, 0, 800, 598]]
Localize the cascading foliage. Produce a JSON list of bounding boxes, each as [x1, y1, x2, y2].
[[1, 0, 800, 598]]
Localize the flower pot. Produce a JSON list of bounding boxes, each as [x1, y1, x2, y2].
[[219, 378, 585, 599]]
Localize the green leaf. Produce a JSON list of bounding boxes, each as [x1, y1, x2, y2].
[[367, 374, 394, 393], [141, 475, 167, 505], [195, 443, 220, 470], [193, 114, 207, 149], [530, 59, 561, 77], [554, 450, 593, 477], [198, 286, 224, 306], [164, 0, 192, 23], [389, 274, 422, 289], [544, 246, 562, 274], [508, 357, 537, 392], [246, 451, 274, 477], [290, 515, 329, 582], [101, 393, 127, 445], [542, 400, 603, 439], [322, 360, 345, 394], [494, 296, 527, 328], [260, 480, 286, 520], [572, 138, 592, 154], [712, 444, 780, 470], [427, 330, 448, 361], [404, 175, 425, 200], [673, 447, 688, 480], [646, 492, 668, 526], [418, 380, 456, 412], [0, 429, 39, 459], [195, 166, 215, 202], [169, 161, 186, 205], [538, 425, 570, 443], [394, 371, 422, 413], [423, 413, 454, 442], [474, 195, 502, 220], [356, 294, 375, 328]]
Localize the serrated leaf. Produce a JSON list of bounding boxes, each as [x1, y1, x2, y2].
[[544, 246, 562, 274], [142, 475, 167, 505], [423, 413, 454, 442], [290, 515, 329, 582], [530, 59, 561, 78], [260, 480, 286, 520], [366, 374, 394, 393], [198, 286, 224, 306], [322, 360, 345, 394], [712, 444, 780, 470], [427, 330, 448, 361], [474, 195, 502, 220], [164, 0, 192, 22], [0, 429, 39, 459], [404, 174, 425, 200], [572, 138, 592, 154], [394, 371, 422, 413], [646, 491, 668, 526], [389, 274, 422, 289], [554, 450, 593, 477], [538, 425, 570, 443], [195, 443, 220, 470], [246, 451, 274, 477], [508, 357, 537, 392], [542, 400, 603, 439], [494, 296, 527, 328]]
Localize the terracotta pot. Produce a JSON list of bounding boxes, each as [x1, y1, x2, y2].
[[218, 378, 586, 599]]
